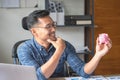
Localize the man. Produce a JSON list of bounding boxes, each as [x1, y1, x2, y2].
[[17, 10, 112, 80]]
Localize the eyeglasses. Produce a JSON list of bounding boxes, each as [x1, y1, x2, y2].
[[34, 22, 57, 30]]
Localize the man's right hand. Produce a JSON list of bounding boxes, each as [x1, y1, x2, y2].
[[47, 37, 66, 52]]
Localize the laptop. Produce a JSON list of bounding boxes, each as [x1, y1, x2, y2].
[[0, 63, 38, 80]]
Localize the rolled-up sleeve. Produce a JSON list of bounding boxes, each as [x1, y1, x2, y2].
[[36, 68, 47, 80], [65, 42, 91, 78], [79, 64, 91, 78]]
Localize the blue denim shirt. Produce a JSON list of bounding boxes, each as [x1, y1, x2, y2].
[[17, 38, 91, 80]]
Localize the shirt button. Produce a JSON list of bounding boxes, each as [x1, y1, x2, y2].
[[40, 48, 42, 51]]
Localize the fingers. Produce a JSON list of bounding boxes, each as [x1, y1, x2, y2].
[[47, 38, 56, 44], [107, 40, 112, 49], [47, 36, 60, 43]]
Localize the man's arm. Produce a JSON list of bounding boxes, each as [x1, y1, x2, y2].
[[40, 37, 66, 78], [84, 38, 112, 74]]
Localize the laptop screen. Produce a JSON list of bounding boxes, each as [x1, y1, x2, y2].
[[0, 63, 38, 80]]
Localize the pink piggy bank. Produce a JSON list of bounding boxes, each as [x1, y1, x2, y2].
[[98, 33, 110, 44]]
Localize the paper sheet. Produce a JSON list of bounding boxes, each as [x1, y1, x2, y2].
[[106, 75, 120, 80], [65, 75, 107, 80]]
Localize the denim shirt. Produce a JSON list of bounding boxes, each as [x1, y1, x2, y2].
[[17, 38, 91, 80]]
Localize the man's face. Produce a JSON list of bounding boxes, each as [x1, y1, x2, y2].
[[31, 16, 57, 42]]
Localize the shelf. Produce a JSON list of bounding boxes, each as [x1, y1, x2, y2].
[[65, 15, 92, 26], [56, 15, 93, 27]]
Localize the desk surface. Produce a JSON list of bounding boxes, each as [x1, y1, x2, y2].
[[48, 75, 120, 80]]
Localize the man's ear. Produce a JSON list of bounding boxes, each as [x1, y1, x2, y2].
[[30, 28, 37, 36]]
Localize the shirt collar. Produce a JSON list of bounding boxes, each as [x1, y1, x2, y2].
[[33, 38, 43, 50]]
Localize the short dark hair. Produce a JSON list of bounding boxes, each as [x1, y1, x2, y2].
[[27, 10, 50, 29]]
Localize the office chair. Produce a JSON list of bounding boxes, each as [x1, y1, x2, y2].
[[12, 16, 29, 64]]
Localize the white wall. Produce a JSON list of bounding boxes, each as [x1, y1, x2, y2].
[[0, 0, 84, 63], [0, 8, 37, 63]]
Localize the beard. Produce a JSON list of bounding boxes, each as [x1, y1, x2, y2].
[[49, 33, 57, 41], [49, 32, 57, 41]]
